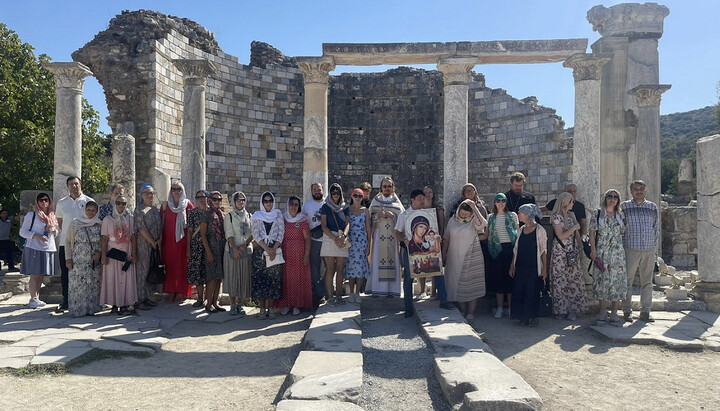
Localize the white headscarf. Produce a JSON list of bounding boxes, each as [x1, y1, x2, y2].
[[231, 191, 251, 219], [71, 202, 101, 228], [167, 182, 190, 242], [284, 196, 306, 224], [252, 191, 282, 223]]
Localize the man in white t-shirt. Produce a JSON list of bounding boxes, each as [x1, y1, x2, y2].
[[303, 182, 326, 307], [55, 176, 94, 313]]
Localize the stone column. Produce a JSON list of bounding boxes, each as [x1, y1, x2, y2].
[[437, 57, 476, 215], [173, 59, 216, 199], [627, 84, 671, 206], [112, 121, 136, 209], [43, 62, 93, 203], [563, 53, 611, 208], [695, 134, 720, 313], [296, 57, 335, 203]]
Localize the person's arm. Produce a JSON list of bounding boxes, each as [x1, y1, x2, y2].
[[101, 235, 109, 265], [224, 215, 240, 259], [200, 221, 213, 263], [553, 214, 579, 241], [580, 217, 588, 237], [65, 225, 76, 269], [130, 232, 137, 264], [437, 208, 446, 238], [441, 232, 450, 266]]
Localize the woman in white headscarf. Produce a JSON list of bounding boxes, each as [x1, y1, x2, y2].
[[100, 194, 138, 315], [224, 191, 253, 316], [251, 191, 285, 319], [65, 201, 102, 316], [161, 181, 194, 302], [276, 195, 312, 315]]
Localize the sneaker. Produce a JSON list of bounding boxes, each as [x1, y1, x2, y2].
[[268, 308, 276, 319], [257, 308, 267, 320], [281, 306, 290, 315], [638, 312, 655, 322], [494, 307, 503, 319], [567, 312, 577, 321], [292, 307, 300, 315], [229, 304, 238, 316], [28, 299, 41, 309]]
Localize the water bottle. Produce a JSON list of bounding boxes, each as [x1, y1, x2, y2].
[[43, 224, 49, 238]]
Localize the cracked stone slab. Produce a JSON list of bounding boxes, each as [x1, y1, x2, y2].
[[682, 310, 720, 327], [0, 329, 36, 342], [285, 366, 362, 403], [590, 319, 706, 350], [415, 300, 492, 355], [34, 338, 93, 355], [0, 346, 35, 359], [303, 305, 362, 353], [289, 351, 363, 384], [90, 339, 155, 354], [101, 329, 169, 351], [276, 399, 365, 411], [0, 356, 32, 369], [435, 352, 542, 410]]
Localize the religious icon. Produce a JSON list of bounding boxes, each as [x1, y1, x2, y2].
[[404, 208, 443, 278]]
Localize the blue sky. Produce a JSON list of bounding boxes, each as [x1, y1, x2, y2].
[[2, 0, 718, 134]]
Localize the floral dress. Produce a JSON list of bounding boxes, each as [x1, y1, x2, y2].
[[252, 221, 284, 300], [345, 210, 370, 279], [550, 213, 587, 315], [589, 210, 628, 301], [68, 224, 102, 317], [134, 206, 162, 300], [186, 208, 206, 286]]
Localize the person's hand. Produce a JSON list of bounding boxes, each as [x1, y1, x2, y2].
[[303, 254, 310, 265], [207, 251, 214, 263], [590, 250, 597, 261], [365, 245, 371, 257], [151, 240, 158, 250], [34, 234, 48, 243], [66, 259, 73, 270], [234, 248, 241, 259], [541, 271, 547, 280], [129, 255, 135, 265], [268, 249, 276, 261], [102, 255, 108, 265], [334, 235, 345, 248], [509, 264, 515, 278], [92, 251, 101, 261]]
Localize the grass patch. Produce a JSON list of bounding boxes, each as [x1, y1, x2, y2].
[[0, 363, 66, 378], [68, 348, 153, 369]]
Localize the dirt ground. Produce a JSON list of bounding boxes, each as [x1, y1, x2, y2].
[[0, 313, 312, 410], [472, 314, 720, 411]]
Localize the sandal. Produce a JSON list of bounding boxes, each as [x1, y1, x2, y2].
[[145, 299, 157, 307], [192, 300, 204, 308], [205, 307, 217, 314], [214, 305, 227, 312]]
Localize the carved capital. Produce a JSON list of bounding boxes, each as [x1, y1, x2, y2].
[[437, 57, 477, 85], [43, 62, 93, 93], [627, 84, 671, 108], [563, 53, 611, 82], [173, 59, 216, 85], [587, 3, 669, 38], [296, 57, 336, 85]]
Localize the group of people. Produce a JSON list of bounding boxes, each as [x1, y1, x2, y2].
[[14, 171, 660, 326]]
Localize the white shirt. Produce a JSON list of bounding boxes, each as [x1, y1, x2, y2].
[[394, 206, 414, 233], [56, 193, 94, 245], [19, 212, 56, 252], [303, 199, 325, 242]]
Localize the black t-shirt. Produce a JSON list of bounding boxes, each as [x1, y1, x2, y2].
[[546, 198, 586, 220], [504, 190, 536, 214]]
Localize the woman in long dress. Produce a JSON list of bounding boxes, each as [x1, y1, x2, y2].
[[187, 190, 209, 308], [345, 189, 371, 304], [223, 191, 253, 316], [202, 191, 226, 313], [277, 196, 313, 314], [162, 181, 194, 302], [589, 189, 628, 322], [19, 192, 59, 308], [134, 183, 161, 310], [251, 191, 285, 319], [510, 204, 547, 327], [550, 192, 587, 320], [65, 201, 102, 316], [441, 199, 488, 319], [100, 195, 138, 315], [487, 193, 518, 319]]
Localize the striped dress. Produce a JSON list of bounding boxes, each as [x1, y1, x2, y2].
[[443, 216, 487, 302]]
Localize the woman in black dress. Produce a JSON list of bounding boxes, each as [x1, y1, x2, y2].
[[187, 190, 210, 308], [509, 204, 547, 327]]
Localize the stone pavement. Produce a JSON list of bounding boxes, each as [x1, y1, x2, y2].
[[0, 293, 260, 369], [590, 310, 720, 351]]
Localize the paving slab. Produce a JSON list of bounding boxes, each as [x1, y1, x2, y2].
[[434, 352, 542, 410], [590, 311, 712, 350], [415, 300, 492, 355], [285, 366, 362, 403], [289, 351, 363, 383], [0, 329, 36, 342], [34, 338, 93, 354], [90, 339, 156, 354], [100, 329, 169, 351], [0, 346, 35, 359], [0, 356, 32, 369], [30, 346, 93, 365], [683, 310, 720, 327], [276, 399, 365, 411], [303, 304, 362, 353]]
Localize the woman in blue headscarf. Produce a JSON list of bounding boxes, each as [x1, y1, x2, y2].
[[133, 183, 162, 310]]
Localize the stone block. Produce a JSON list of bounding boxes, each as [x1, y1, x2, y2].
[[30, 346, 93, 365], [285, 366, 362, 403], [434, 352, 542, 410], [665, 288, 688, 300], [276, 400, 364, 411], [670, 255, 696, 268], [672, 243, 688, 255], [303, 305, 361, 353], [289, 351, 363, 384]]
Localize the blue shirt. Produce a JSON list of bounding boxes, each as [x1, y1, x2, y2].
[[621, 199, 659, 250]]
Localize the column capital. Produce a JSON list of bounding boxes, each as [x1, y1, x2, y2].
[[587, 3, 669, 39], [173, 59, 216, 85], [563, 53, 612, 82], [627, 84, 671, 107], [43, 62, 93, 92], [296, 57, 336, 85], [437, 57, 476, 85]]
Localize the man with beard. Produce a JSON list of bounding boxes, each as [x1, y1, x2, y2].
[[505, 172, 536, 215], [303, 182, 326, 307], [367, 177, 405, 297]]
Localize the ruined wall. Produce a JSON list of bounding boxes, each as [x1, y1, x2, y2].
[[662, 205, 698, 268]]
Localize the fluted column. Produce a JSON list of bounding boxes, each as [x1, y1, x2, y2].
[[297, 57, 335, 203], [43, 62, 93, 203], [627, 84, 671, 207], [438, 57, 475, 215], [173, 59, 216, 199], [563, 53, 611, 208]]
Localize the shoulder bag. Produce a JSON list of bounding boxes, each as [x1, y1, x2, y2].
[[147, 248, 166, 285], [331, 210, 351, 249]]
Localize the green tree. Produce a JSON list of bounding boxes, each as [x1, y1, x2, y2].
[[0, 23, 109, 214]]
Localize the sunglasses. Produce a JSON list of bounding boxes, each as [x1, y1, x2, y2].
[[235, 198, 246, 202], [495, 199, 506, 203], [606, 195, 619, 200], [210, 198, 222, 202], [38, 198, 50, 204], [171, 187, 182, 192], [115, 201, 127, 206], [352, 194, 363, 199], [195, 196, 207, 200], [262, 199, 274, 204]]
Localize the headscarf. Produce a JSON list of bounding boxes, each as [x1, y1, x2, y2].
[[324, 183, 347, 221], [454, 199, 475, 224], [252, 191, 282, 223], [138, 182, 154, 209], [488, 193, 517, 258], [111, 194, 132, 243], [453, 183, 485, 217], [167, 182, 190, 242], [207, 190, 225, 241], [518, 203, 542, 224], [231, 191, 250, 218], [284, 196, 306, 223], [72, 201, 101, 228], [33, 193, 58, 231]]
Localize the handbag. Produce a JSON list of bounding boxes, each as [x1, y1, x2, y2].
[[264, 248, 285, 267], [330, 210, 351, 249], [538, 277, 553, 317], [582, 210, 601, 259], [107, 247, 128, 262], [147, 248, 166, 285], [310, 226, 323, 240]]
